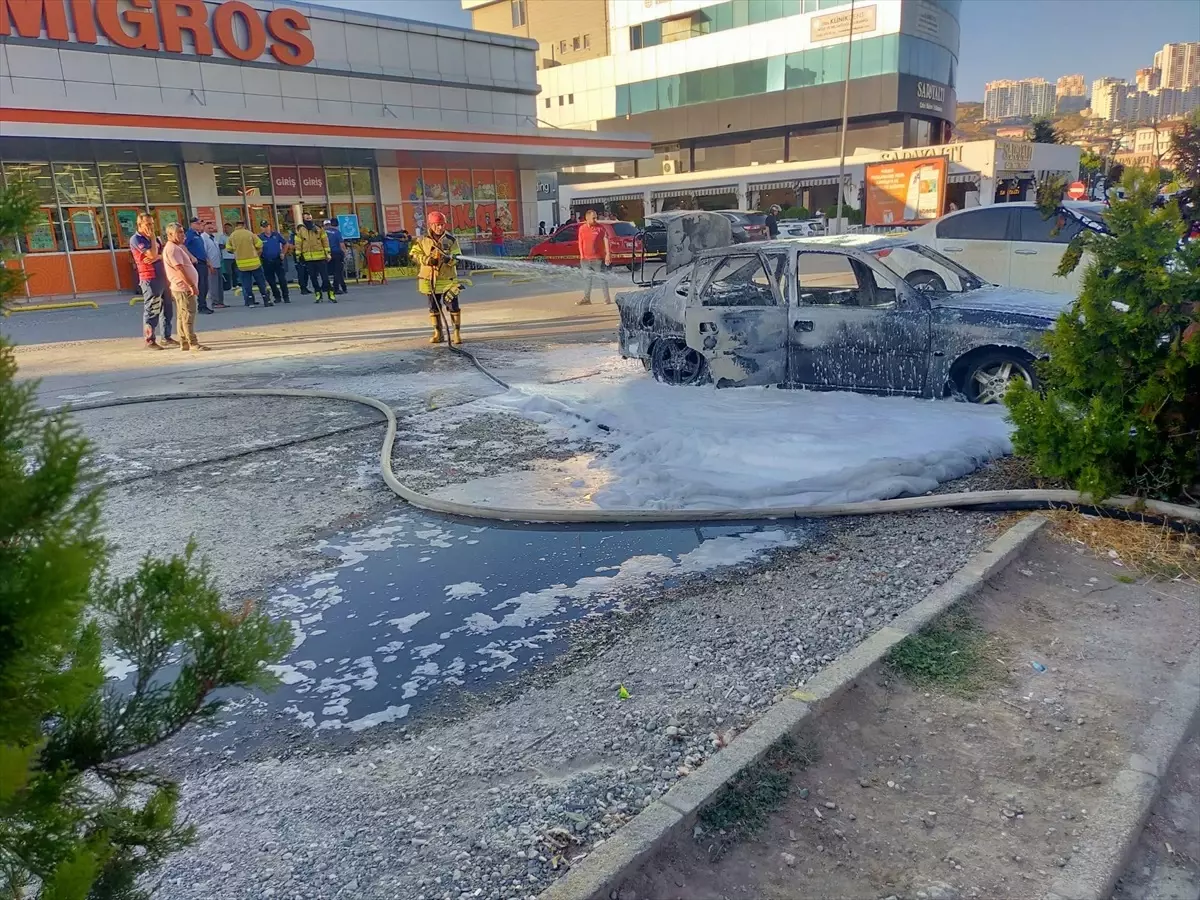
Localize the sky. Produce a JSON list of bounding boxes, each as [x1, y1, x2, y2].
[[315, 0, 1200, 102]]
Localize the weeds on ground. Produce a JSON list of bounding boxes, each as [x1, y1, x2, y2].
[[885, 610, 1007, 697], [1046, 510, 1199, 582], [697, 734, 819, 859]]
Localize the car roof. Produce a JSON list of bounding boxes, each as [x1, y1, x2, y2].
[[694, 234, 917, 259]]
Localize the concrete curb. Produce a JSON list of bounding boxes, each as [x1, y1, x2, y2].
[[1044, 644, 1200, 900], [538, 513, 1050, 900]]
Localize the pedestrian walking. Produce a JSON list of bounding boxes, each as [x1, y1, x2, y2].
[[324, 219, 348, 295], [201, 221, 225, 308], [130, 213, 176, 349], [163, 222, 209, 352], [576, 208, 611, 305], [226, 220, 273, 306], [184, 217, 213, 314], [258, 219, 291, 304], [490, 219, 506, 257], [294, 213, 333, 302], [538, 221, 547, 236]]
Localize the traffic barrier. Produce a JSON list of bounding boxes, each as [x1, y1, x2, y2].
[[3, 300, 100, 316]]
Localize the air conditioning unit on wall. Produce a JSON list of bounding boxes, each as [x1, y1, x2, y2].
[[662, 159, 676, 175]]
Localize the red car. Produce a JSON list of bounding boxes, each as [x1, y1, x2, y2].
[[528, 220, 643, 268]]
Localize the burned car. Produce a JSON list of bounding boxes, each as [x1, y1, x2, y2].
[[615, 235, 1074, 404]]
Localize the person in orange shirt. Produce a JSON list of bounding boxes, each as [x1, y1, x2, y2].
[[575, 208, 611, 306]]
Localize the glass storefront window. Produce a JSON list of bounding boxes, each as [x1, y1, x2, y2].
[[630, 81, 657, 114], [356, 203, 378, 235], [99, 164, 144, 204], [143, 165, 183, 203], [54, 163, 102, 205], [326, 168, 351, 195], [4, 163, 55, 204], [243, 165, 272, 197], [63, 207, 108, 250], [23, 207, 63, 253], [350, 168, 373, 197], [214, 165, 244, 198]]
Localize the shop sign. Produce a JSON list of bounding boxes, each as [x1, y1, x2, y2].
[[915, 80, 947, 114], [383, 204, 403, 233], [535, 171, 558, 201], [864, 157, 947, 227], [810, 4, 876, 42], [271, 166, 300, 195], [880, 144, 963, 163], [0, 0, 315, 66], [298, 167, 325, 197], [337, 214, 360, 240], [997, 141, 1035, 171]]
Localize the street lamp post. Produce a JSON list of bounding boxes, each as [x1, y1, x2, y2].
[[834, 0, 856, 234]]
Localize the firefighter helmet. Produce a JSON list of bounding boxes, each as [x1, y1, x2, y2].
[[427, 211, 447, 228]]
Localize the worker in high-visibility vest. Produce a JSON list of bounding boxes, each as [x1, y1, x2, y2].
[[294, 213, 334, 303], [409, 211, 463, 344]]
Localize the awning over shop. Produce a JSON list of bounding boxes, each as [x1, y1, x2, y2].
[[569, 192, 645, 205], [747, 180, 796, 192], [794, 174, 848, 188], [947, 172, 980, 185], [651, 184, 738, 199]]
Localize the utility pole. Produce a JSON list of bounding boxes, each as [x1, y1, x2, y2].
[[834, 0, 855, 234]]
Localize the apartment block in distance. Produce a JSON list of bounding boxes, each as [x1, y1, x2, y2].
[[1154, 41, 1200, 91], [1091, 77, 1129, 120], [1055, 73, 1087, 114], [465, 0, 962, 177], [463, 0, 610, 68], [983, 77, 1055, 121]]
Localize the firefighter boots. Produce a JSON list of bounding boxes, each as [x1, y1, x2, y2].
[[429, 313, 444, 344], [450, 311, 462, 345]]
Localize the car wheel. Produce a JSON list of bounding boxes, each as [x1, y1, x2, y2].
[[650, 339, 708, 386], [961, 351, 1037, 404], [906, 270, 946, 292]]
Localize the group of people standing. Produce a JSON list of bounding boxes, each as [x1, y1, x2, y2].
[[135, 214, 353, 349]]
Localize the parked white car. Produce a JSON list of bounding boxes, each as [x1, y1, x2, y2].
[[907, 201, 1106, 296], [777, 219, 825, 238]]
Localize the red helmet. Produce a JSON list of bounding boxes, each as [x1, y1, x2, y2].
[[427, 211, 446, 228]]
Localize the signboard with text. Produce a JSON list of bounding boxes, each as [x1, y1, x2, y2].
[[383, 204, 404, 233], [271, 167, 299, 196], [298, 167, 325, 197], [0, 0, 315, 66], [864, 157, 947, 227], [810, 4, 876, 41]]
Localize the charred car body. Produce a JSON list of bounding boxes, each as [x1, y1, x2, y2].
[[615, 233, 1075, 404]]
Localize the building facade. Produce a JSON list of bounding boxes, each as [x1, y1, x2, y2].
[[0, 0, 649, 298], [466, 0, 960, 178], [983, 77, 1055, 121], [1113, 121, 1186, 170], [1155, 41, 1200, 91], [462, 0, 611, 68], [1090, 77, 1128, 120], [1121, 86, 1200, 124], [1055, 73, 1085, 97], [1135, 65, 1161, 92]]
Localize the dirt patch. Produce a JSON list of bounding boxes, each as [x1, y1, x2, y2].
[[620, 529, 1200, 900]]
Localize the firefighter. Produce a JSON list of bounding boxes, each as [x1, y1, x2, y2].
[[410, 211, 463, 345], [294, 213, 334, 303]]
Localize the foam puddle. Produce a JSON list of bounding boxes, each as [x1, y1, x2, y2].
[[118, 512, 806, 747]]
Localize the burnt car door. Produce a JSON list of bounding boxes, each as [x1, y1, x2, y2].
[[787, 249, 931, 394], [684, 251, 788, 387]]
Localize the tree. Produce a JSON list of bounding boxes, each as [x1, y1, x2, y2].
[[1172, 109, 1200, 204], [1006, 168, 1200, 501], [0, 181, 291, 897], [1079, 150, 1104, 181], [1030, 117, 1060, 144]]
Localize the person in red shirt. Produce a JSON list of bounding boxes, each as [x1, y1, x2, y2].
[[130, 213, 176, 349], [576, 209, 611, 305], [490, 219, 506, 257]]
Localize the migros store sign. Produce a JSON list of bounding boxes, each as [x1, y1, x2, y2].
[[0, 0, 315, 65]]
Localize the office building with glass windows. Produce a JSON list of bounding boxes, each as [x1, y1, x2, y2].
[[0, 0, 647, 299], [467, 0, 959, 190]]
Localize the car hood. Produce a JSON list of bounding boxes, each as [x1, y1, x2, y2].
[[933, 285, 1073, 320]]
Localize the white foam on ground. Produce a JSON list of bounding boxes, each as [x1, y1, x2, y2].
[[102, 654, 136, 681], [448, 363, 1012, 511], [444, 581, 487, 599]]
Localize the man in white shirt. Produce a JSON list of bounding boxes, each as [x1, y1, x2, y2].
[[201, 222, 225, 309]]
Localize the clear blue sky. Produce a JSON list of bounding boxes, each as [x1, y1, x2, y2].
[[317, 0, 1200, 101]]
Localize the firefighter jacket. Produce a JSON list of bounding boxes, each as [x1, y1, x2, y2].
[[410, 232, 461, 294], [294, 225, 331, 262]]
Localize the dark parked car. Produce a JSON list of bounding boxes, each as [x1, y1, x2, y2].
[[614, 235, 1074, 404], [715, 210, 770, 242], [639, 216, 667, 256]]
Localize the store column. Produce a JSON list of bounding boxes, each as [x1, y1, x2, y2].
[[519, 170, 538, 238], [184, 163, 219, 226], [377, 167, 403, 235]]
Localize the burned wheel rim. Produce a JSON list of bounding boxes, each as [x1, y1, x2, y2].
[[906, 271, 946, 292], [969, 358, 1032, 404], [651, 339, 706, 386]]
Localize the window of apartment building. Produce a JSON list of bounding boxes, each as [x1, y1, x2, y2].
[[510, 0, 525, 28], [662, 12, 711, 43], [583, 34, 591, 49], [558, 95, 564, 106], [568, 93, 575, 104], [559, 39, 567, 54], [545, 97, 551, 108], [573, 36, 581, 51], [629, 21, 661, 51]]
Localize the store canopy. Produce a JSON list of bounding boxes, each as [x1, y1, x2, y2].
[[651, 184, 738, 199], [947, 172, 981, 185], [570, 192, 645, 204], [794, 174, 848, 188], [747, 180, 796, 192]]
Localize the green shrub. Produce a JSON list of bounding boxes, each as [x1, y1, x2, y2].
[[1006, 168, 1200, 500], [0, 182, 291, 899]]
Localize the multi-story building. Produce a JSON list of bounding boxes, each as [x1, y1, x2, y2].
[[983, 77, 1055, 120], [1135, 66, 1161, 92], [1090, 77, 1128, 120], [1121, 87, 1200, 124], [465, 0, 961, 179], [1056, 73, 1086, 97], [1154, 41, 1200, 91], [462, 0, 610, 68], [1113, 121, 1187, 170], [0, 0, 648, 299]]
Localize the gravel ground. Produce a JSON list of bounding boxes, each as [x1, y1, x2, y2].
[[151, 509, 1000, 900]]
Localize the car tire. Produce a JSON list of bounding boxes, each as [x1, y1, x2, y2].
[[905, 270, 946, 292], [960, 351, 1037, 404], [650, 339, 708, 386]]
